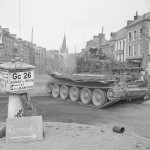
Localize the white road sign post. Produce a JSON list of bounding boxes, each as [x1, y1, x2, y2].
[[0, 58, 36, 139]]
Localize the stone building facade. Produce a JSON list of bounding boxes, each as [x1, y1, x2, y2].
[[82, 12, 150, 73], [0, 25, 64, 75], [1, 12, 149, 75], [0, 26, 36, 66], [126, 12, 150, 71], [113, 28, 126, 61], [0, 27, 15, 62], [35, 46, 49, 75]]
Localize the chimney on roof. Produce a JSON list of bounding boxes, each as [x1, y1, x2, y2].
[[2, 28, 9, 32], [143, 13, 146, 20], [98, 33, 105, 46], [10, 34, 17, 39], [110, 32, 115, 40], [102, 27, 104, 34], [127, 20, 134, 26], [134, 11, 138, 20], [18, 38, 22, 41]]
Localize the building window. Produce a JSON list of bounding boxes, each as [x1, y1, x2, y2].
[[149, 41, 150, 55], [133, 44, 138, 56], [117, 55, 119, 61], [120, 54, 123, 61], [5, 40, 7, 48], [0, 49, 2, 56], [139, 28, 143, 38], [123, 41, 125, 49], [139, 43, 142, 55], [120, 42, 121, 50], [128, 46, 131, 56], [134, 30, 137, 40], [0, 34, 1, 43], [117, 43, 118, 50], [9, 41, 11, 50], [128, 32, 132, 41], [8, 41, 10, 50]]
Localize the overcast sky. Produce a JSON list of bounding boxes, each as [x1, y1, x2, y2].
[[0, 0, 150, 53]]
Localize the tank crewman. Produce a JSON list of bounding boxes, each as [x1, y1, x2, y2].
[[140, 68, 145, 81], [139, 68, 149, 82]]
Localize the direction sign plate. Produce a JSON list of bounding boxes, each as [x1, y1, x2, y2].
[[6, 116, 43, 143], [0, 69, 9, 91], [10, 70, 34, 92]]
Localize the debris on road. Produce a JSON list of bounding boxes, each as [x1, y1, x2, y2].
[[112, 126, 125, 133]]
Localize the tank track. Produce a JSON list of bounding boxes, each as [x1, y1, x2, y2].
[[46, 81, 120, 109], [46, 74, 150, 108], [48, 94, 119, 109]]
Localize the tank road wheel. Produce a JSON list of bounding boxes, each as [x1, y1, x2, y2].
[[69, 86, 80, 102], [60, 85, 69, 100], [107, 89, 114, 101], [80, 88, 92, 105], [92, 89, 107, 107], [52, 84, 60, 98], [46, 82, 53, 94]]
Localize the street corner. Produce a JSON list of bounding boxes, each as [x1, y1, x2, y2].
[[0, 122, 150, 150]]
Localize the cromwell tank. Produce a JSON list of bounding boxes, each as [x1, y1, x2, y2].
[[46, 71, 150, 108]]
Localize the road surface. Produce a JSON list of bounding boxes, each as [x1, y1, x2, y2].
[[0, 74, 150, 140]]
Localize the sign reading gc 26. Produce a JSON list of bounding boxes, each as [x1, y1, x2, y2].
[[12, 72, 32, 80]]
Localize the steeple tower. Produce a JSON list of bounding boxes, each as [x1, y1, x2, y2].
[[60, 34, 68, 54]]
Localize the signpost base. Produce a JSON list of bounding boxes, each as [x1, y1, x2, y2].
[[0, 126, 6, 138], [0, 94, 24, 139], [0, 58, 36, 139], [8, 94, 24, 118]]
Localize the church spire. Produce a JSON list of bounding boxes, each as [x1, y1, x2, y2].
[[60, 34, 68, 53]]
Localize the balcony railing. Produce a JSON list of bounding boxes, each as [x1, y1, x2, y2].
[[126, 55, 143, 60]]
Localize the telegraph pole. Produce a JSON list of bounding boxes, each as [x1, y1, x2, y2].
[[75, 44, 76, 54], [31, 27, 33, 44], [19, 0, 21, 38]]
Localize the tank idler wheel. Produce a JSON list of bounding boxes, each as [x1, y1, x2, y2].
[[107, 89, 115, 101], [80, 88, 92, 105], [69, 86, 80, 102], [52, 84, 60, 98], [60, 85, 69, 100], [92, 89, 107, 107], [46, 82, 53, 94]]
